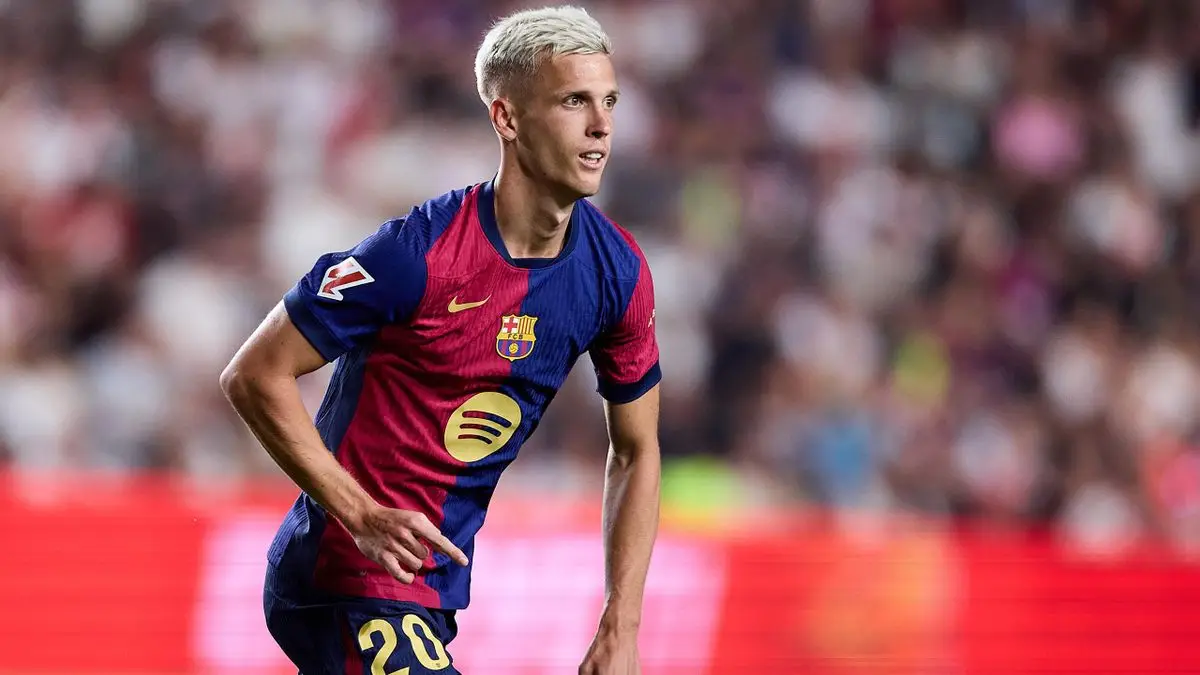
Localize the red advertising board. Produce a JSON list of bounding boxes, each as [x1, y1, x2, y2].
[[0, 472, 1198, 674]]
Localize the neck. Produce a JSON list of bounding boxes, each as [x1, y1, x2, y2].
[[492, 156, 575, 259]]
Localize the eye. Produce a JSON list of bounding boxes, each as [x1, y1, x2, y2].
[[604, 96, 618, 109], [564, 95, 583, 107]]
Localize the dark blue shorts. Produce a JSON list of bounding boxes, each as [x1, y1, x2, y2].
[[264, 564, 461, 674]]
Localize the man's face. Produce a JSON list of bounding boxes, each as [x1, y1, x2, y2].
[[509, 53, 618, 201]]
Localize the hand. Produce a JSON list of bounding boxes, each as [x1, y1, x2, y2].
[[347, 505, 469, 583], [578, 630, 639, 675]]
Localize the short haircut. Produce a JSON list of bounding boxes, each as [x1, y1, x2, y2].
[[474, 5, 612, 104]]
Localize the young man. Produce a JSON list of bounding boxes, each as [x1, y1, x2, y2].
[[220, 6, 661, 674]]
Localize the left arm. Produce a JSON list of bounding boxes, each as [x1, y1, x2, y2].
[[581, 234, 662, 675], [580, 385, 661, 675], [599, 384, 662, 634]]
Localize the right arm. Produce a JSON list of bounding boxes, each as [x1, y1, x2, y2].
[[221, 217, 467, 581], [220, 303, 378, 541]]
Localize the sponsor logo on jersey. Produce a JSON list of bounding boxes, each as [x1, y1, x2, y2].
[[443, 392, 522, 463]]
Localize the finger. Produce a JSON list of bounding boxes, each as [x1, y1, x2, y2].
[[409, 518, 469, 566], [389, 542, 425, 573], [397, 530, 430, 561], [378, 552, 415, 584]]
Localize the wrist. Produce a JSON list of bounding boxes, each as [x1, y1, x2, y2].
[[597, 609, 641, 638], [334, 493, 380, 534]]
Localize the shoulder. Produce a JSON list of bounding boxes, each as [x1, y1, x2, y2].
[[381, 184, 479, 254], [574, 199, 649, 281], [414, 186, 473, 233]]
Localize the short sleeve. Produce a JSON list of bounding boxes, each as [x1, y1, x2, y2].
[[589, 254, 661, 403], [283, 216, 428, 362]]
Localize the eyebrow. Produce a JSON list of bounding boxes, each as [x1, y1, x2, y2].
[[560, 89, 621, 99]]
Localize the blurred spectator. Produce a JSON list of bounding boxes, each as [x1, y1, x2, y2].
[[4, 0, 1200, 556]]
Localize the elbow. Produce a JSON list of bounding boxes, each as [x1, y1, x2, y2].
[[220, 353, 295, 412], [609, 440, 660, 470], [219, 358, 255, 408]]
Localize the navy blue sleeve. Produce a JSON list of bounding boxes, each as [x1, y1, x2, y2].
[[283, 216, 428, 362]]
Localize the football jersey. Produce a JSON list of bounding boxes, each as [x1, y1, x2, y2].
[[268, 179, 660, 610]]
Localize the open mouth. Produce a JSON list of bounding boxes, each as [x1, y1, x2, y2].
[[579, 151, 606, 168]]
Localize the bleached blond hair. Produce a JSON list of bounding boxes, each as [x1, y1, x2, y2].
[[474, 5, 612, 104]]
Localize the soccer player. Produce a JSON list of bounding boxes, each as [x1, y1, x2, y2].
[[220, 6, 661, 674]]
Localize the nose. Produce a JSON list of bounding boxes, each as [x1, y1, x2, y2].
[[588, 107, 611, 140]]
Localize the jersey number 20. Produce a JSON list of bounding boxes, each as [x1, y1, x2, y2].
[[358, 615, 451, 674]]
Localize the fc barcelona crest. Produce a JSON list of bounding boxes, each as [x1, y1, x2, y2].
[[497, 314, 538, 361]]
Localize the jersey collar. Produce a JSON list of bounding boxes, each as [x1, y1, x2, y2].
[[476, 178, 581, 270]]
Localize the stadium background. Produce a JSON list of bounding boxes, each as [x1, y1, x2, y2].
[[2, 0, 1200, 672]]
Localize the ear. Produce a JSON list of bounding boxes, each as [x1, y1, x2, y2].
[[489, 98, 519, 143]]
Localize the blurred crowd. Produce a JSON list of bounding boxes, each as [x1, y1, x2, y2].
[[3, 0, 1200, 553]]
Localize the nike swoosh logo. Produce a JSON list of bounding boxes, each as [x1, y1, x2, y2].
[[448, 295, 490, 313]]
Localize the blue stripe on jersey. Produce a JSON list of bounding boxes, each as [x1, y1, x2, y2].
[[313, 345, 372, 454]]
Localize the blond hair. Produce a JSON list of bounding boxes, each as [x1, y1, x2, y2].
[[474, 5, 612, 104]]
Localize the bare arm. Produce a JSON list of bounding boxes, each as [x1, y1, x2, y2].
[[599, 385, 662, 634], [220, 302, 466, 580], [220, 302, 377, 528], [579, 384, 661, 674]]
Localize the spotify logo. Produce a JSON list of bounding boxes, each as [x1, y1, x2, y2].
[[443, 392, 523, 463]]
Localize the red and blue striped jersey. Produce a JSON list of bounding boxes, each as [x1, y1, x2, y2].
[[268, 180, 660, 610]]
